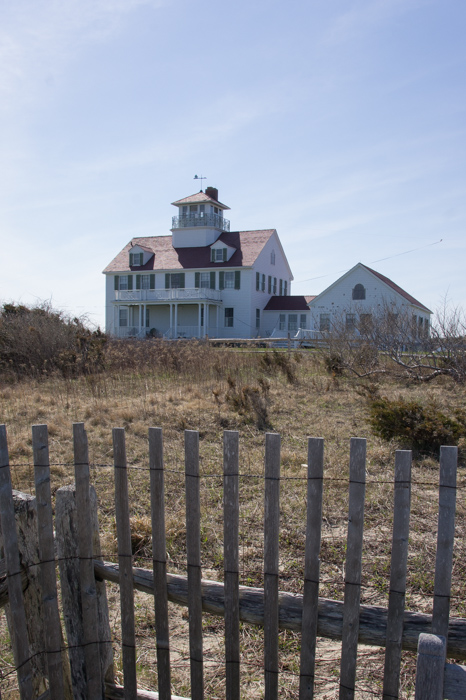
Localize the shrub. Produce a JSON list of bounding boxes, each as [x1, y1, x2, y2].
[[369, 396, 466, 454], [0, 302, 107, 379]]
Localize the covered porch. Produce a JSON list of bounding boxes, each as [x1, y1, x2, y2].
[[113, 299, 222, 339]]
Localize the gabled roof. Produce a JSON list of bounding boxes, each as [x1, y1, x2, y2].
[[171, 191, 230, 210], [103, 230, 276, 273], [360, 264, 431, 312], [264, 296, 310, 311], [131, 244, 153, 254], [310, 262, 431, 314]]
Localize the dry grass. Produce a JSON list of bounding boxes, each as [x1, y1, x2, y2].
[[0, 341, 465, 699]]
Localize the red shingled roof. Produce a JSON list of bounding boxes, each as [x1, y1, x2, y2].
[[171, 191, 230, 210], [361, 264, 431, 312], [103, 230, 276, 273], [263, 296, 310, 311]]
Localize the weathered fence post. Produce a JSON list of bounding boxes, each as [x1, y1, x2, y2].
[[264, 432, 281, 700], [55, 483, 114, 700], [185, 429, 204, 700], [339, 437, 366, 700], [414, 633, 446, 700], [32, 424, 72, 700], [0, 425, 34, 700], [149, 427, 171, 700]]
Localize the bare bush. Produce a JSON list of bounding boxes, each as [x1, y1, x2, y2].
[[0, 302, 106, 379], [321, 300, 466, 384]]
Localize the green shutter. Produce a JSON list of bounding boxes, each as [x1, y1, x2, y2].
[[256, 272, 260, 291], [210, 271, 215, 289], [165, 274, 170, 289], [129, 252, 134, 266], [211, 249, 215, 262], [180, 273, 185, 288], [114, 276, 119, 291], [150, 274, 155, 290], [195, 272, 200, 289], [219, 271, 225, 290], [136, 275, 141, 290], [234, 271, 240, 290], [127, 275, 133, 290], [268, 276, 271, 294], [223, 248, 227, 262]]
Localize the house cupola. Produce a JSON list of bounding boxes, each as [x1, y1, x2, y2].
[[171, 187, 231, 248]]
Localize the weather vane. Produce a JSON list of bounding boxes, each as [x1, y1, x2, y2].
[[193, 174, 206, 191]]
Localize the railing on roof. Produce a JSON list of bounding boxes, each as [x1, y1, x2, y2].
[[171, 213, 230, 231]]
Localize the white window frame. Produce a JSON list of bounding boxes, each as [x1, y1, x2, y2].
[[119, 308, 128, 327], [141, 275, 150, 290], [224, 271, 235, 289], [200, 272, 210, 289], [119, 276, 128, 291]]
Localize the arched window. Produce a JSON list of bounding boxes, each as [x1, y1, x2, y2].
[[352, 283, 366, 300]]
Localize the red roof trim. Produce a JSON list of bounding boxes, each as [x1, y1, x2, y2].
[[361, 264, 431, 313]]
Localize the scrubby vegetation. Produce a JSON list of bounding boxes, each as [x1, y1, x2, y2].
[[0, 302, 106, 379], [369, 395, 466, 455], [1, 325, 466, 698]]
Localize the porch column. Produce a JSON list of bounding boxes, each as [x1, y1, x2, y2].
[[174, 303, 178, 339], [169, 303, 173, 338], [216, 305, 220, 337], [198, 304, 202, 339]]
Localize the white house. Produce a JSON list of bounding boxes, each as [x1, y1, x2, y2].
[[103, 187, 294, 339], [308, 263, 432, 336]]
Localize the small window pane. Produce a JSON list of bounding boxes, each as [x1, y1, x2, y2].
[[224, 272, 235, 288], [119, 276, 128, 291], [141, 275, 150, 289], [225, 308, 234, 327], [288, 314, 298, 332], [119, 308, 128, 327], [320, 314, 330, 332]]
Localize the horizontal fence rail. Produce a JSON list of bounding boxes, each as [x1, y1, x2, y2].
[[0, 423, 462, 700]]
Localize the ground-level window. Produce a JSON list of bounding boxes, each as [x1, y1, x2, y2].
[[300, 314, 307, 329], [256, 308, 260, 329], [225, 308, 234, 327], [346, 313, 356, 330], [288, 314, 298, 332], [279, 314, 286, 331], [359, 314, 372, 333], [119, 308, 128, 327], [320, 314, 330, 332]]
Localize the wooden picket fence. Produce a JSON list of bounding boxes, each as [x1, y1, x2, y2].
[[0, 422, 465, 699]]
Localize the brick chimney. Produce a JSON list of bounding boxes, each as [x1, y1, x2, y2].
[[205, 186, 218, 202]]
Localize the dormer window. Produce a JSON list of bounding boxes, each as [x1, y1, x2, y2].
[[129, 252, 143, 266], [211, 247, 227, 262]]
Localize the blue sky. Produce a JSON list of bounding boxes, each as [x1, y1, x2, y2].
[[1, 0, 465, 328]]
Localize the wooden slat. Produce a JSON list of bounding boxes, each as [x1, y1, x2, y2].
[[264, 432, 281, 700], [0, 424, 34, 700], [432, 446, 457, 640], [93, 559, 466, 658], [73, 422, 103, 699], [113, 427, 138, 699], [339, 438, 366, 700], [414, 633, 446, 700], [299, 437, 324, 700], [444, 661, 466, 700], [383, 450, 412, 700], [32, 425, 65, 700], [185, 430, 203, 700], [149, 427, 171, 700], [223, 430, 240, 700]]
